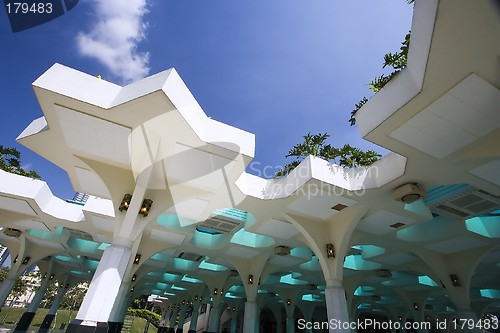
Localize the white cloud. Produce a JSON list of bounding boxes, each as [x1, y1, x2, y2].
[[76, 0, 150, 83]]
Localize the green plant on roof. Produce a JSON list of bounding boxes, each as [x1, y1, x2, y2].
[[275, 133, 381, 177], [349, 0, 413, 126]]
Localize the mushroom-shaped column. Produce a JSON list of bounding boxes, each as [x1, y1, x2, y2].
[[230, 252, 269, 333], [39, 277, 74, 333], [284, 205, 368, 333], [14, 260, 55, 332]]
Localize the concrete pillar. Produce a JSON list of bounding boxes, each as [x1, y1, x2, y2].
[[65, 243, 132, 333], [243, 301, 257, 333], [176, 302, 188, 333], [108, 281, 132, 333], [325, 284, 350, 333], [208, 299, 222, 333], [230, 309, 238, 333], [14, 274, 52, 332], [188, 300, 201, 333], [39, 284, 70, 333], [168, 307, 179, 333], [202, 303, 211, 333], [0, 277, 17, 307]]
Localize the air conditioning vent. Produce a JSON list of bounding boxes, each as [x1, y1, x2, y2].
[[177, 252, 204, 262], [274, 246, 290, 256], [375, 269, 392, 278], [430, 187, 500, 219], [197, 213, 245, 234], [3, 228, 22, 238]]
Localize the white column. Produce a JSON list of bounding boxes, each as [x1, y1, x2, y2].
[[208, 300, 221, 333], [48, 285, 69, 315], [0, 277, 16, 306], [230, 310, 238, 333], [325, 285, 351, 333], [202, 303, 211, 332], [177, 302, 188, 331], [26, 275, 52, 312], [188, 301, 201, 332], [243, 301, 257, 333], [74, 243, 132, 325]]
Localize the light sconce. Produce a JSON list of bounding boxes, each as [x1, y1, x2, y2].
[[13, 255, 18, 264], [450, 274, 461, 287], [286, 299, 291, 306], [43, 273, 47, 279], [248, 274, 253, 284], [65, 283, 69, 289], [214, 288, 218, 295], [119, 194, 132, 212], [182, 300, 185, 305], [220, 289, 224, 295], [131, 274, 137, 282], [194, 295, 198, 301], [139, 199, 153, 217], [413, 303, 419, 311], [22, 256, 30, 265], [232, 307, 236, 311], [133, 254, 141, 265], [130, 287, 134, 293], [326, 243, 335, 258], [49, 274, 54, 280]]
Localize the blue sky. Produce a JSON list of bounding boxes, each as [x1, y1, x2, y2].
[[0, 0, 413, 200]]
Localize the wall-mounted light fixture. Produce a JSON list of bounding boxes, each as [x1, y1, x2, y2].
[[450, 274, 461, 287], [182, 300, 185, 305], [133, 254, 141, 265], [130, 287, 134, 293], [43, 273, 47, 279], [139, 199, 153, 217], [49, 274, 54, 280], [119, 194, 132, 212], [248, 274, 253, 284], [286, 299, 291, 306], [131, 274, 137, 282], [13, 255, 18, 264], [65, 283, 69, 289], [220, 289, 224, 295], [22, 256, 30, 265], [413, 303, 419, 311], [214, 288, 218, 295], [194, 295, 198, 301], [326, 243, 335, 258]]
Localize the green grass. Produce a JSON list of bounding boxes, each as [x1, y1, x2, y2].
[[0, 307, 157, 333], [129, 317, 158, 333]]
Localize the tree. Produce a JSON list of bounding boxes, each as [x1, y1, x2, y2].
[[275, 133, 381, 177], [0, 145, 41, 179], [349, 0, 413, 126], [60, 282, 88, 309]]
